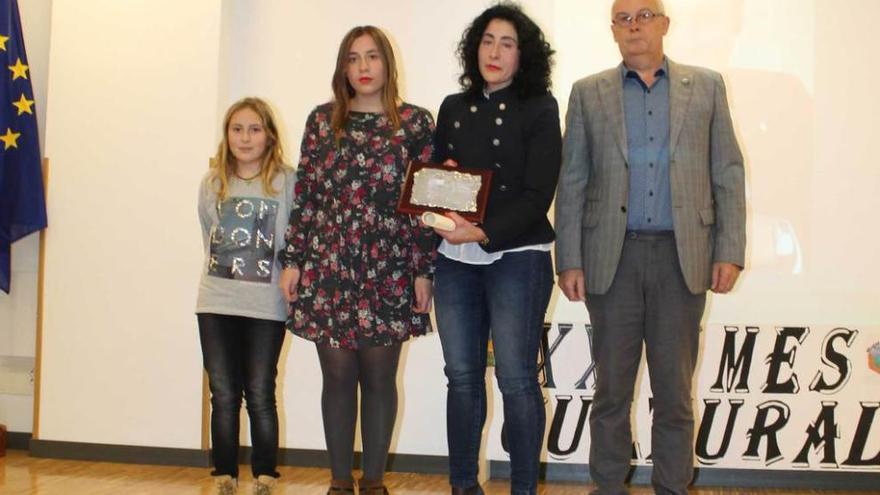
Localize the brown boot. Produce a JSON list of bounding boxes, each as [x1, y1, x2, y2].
[[214, 475, 238, 495], [253, 475, 277, 495], [358, 478, 389, 495], [327, 478, 356, 494]]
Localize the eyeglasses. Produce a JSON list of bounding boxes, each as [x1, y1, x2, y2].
[[613, 9, 665, 27]]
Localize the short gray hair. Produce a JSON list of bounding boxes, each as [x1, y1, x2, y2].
[[611, 0, 667, 16], [656, 0, 666, 14]]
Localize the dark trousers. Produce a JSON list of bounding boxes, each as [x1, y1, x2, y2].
[[434, 250, 553, 495], [197, 313, 285, 479], [585, 233, 706, 495]]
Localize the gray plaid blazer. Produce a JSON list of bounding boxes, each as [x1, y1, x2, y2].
[[554, 59, 745, 295]]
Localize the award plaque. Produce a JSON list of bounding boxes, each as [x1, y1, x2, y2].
[[397, 162, 492, 223]]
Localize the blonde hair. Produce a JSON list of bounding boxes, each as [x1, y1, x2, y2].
[[210, 97, 289, 201], [330, 26, 401, 145]]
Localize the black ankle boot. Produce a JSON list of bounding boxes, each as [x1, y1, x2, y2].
[[327, 479, 355, 494], [451, 485, 484, 495]]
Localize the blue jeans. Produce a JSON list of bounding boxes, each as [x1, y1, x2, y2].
[[198, 313, 285, 479], [434, 250, 553, 495]]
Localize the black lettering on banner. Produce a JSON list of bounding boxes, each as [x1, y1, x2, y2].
[[546, 395, 592, 459], [843, 402, 880, 468], [574, 325, 597, 390], [793, 401, 840, 468], [542, 323, 574, 389], [809, 327, 858, 394], [696, 398, 745, 464], [763, 327, 809, 394], [711, 326, 759, 393], [541, 323, 597, 390], [525, 321, 878, 472], [744, 400, 790, 465], [632, 442, 644, 463]]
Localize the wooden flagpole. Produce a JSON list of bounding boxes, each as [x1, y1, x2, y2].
[[31, 157, 48, 441]]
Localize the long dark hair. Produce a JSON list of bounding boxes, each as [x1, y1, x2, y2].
[[457, 3, 554, 99], [330, 26, 401, 145]]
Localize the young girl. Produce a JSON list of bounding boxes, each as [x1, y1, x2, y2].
[[278, 26, 436, 495], [197, 97, 295, 495]]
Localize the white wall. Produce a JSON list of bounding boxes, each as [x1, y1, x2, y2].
[[28, 0, 880, 469], [36, 0, 224, 448], [551, 0, 878, 326], [0, 0, 52, 434]]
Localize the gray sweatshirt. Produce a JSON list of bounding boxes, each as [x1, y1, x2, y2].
[[196, 169, 296, 321]]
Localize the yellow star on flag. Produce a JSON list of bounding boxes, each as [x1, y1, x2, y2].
[[0, 128, 21, 150], [8, 57, 28, 80], [0, 34, 9, 51], [12, 93, 34, 115]]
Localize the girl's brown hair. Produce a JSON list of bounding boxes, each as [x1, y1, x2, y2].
[[330, 26, 401, 145]]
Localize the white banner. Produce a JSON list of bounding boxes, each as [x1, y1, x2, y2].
[[488, 323, 880, 472]]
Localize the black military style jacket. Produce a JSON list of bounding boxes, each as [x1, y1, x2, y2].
[[432, 86, 562, 252]]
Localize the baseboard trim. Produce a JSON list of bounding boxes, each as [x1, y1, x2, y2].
[[29, 439, 210, 467], [6, 431, 32, 450], [489, 461, 880, 490], [271, 447, 449, 474], [27, 440, 448, 474]]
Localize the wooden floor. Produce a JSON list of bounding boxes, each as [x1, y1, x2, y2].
[[0, 450, 874, 494]]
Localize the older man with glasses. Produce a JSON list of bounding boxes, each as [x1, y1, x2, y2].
[[554, 0, 746, 493]]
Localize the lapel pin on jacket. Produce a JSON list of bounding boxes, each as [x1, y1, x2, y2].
[[681, 77, 691, 86]]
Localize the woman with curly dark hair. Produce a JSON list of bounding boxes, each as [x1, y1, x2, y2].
[[429, 4, 562, 494]]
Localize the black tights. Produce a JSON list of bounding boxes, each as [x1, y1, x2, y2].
[[316, 342, 402, 482]]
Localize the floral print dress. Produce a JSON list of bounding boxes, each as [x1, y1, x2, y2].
[[280, 102, 436, 350]]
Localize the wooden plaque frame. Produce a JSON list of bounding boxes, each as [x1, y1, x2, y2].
[[396, 161, 492, 223]]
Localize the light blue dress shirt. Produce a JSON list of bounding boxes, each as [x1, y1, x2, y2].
[[622, 59, 673, 231]]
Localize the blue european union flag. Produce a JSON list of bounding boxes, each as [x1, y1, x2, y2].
[[0, 0, 46, 294]]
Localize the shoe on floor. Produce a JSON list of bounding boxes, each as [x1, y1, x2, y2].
[[215, 475, 238, 495], [253, 474, 277, 495]]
